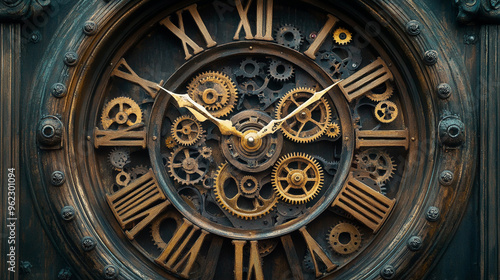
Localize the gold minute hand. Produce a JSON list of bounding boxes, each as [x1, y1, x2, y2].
[[157, 85, 244, 138], [256, 81, 342, 139]]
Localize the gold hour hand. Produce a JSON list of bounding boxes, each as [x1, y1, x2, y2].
[[256, 81, 342, 139], [157, 85, 244, 138]]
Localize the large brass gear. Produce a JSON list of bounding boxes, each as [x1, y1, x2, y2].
[[272, 153, 324, 204], [365, 81, 394, 102], [374, 100, 399, 123], [327, 222, 362, 255], [333, 27, 353, 45], [214, 163, 277, 220], [187, 71, 238, 118], [355, 148, 396, 185], [171, 115, 204, 146], [101, 96, 143, 129], [168, 146, 210, 185], [276, 87, 331, 143]]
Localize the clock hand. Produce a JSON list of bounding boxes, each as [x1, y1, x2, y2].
[[256, 80, 342, 139], [157, 85, 244, 138]]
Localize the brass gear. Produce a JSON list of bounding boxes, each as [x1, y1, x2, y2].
[[187, 71, 238, 117], [199, 146, 212, 160], [101, 96, 143, 129], [151, 211, 183, 250], [239, 175, 260, 198], [272, 153, 324, 204], [168, 146, 210, 185], [171, 115, 204, 146], [374, 100, 399, 123], [108, 148, 130, 170], [115, 170, 131, 187], [165, 136, 176, 149], [333, 27, 353, 45], [325, 122, 341, 139], [276, 87, 331, 143], [214, 163, 277, 220], [365, 81, 394, 102], [327, 222, 362, 255], [355, 148, 396, 185]]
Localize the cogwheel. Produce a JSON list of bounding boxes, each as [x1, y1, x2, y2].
[[327, 222, 362, 255], [275, 24, 304, 50], [272, 153, 324, 204], [325, 122, 341, 139], [239, 175, 261, 198], [165, 136, 176, 149], [333, 27, 353, 45], [268, 59, 294, 82], [115, 170, 131, 187], [101, 96, 143, 129], [366, 81, 394, 102], [276, 87, 331, 143], [374, 100, 399, 123], [129, 165, 149, 181], [199, 146, 212, 160], [236, 57, 262, 78], [187, 71, 238, 117], [355, 148, 396, 185], [151, 211, 183, 250], [108, 148, 130, 170], [214, 163, 277, 220], [168, 146, 210, 185], [171, 115, 204, 146]]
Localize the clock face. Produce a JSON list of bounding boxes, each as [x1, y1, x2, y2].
[[26, 0, 475, 279], [88, 1, 412, 278]]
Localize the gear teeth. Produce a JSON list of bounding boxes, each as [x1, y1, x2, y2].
[[171, 115, 204, 146], [327, 221, 362, 255], [333, 27, 353, 45], [101, 96, 143, 130], [366, 81, 394, 102], [355, 149, 396, 185]]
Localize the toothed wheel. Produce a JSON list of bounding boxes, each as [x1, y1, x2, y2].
[[199, 146, 212, 160], [355, 149, 396, 185], [374, 100, 399, 123], [366, 81, 394, 102], [333, 27, 353, 45], [239, 175, 260, 198], [268, 59, 294, 82], [327, 222, 362, 255], [275, 24, 303, 50], [214, 163, 277, 220], [129, 165, 149, 181], [171, 115, 204, 146], [276, 87, 331, 143], [108, 148, 130, 170], [101, 96, 143, 129], [168, 146, 210, 185], [325, 121, 341, 139], [165, 136, 176, 149], [187, 71, 238, 117], [236, 57, 262, 78], [150, 211, 184, 250], [272, 153, 324, 204]]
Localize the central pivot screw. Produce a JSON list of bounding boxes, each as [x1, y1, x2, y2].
[[247, 137, 255, 146], [294, 174, 301, 182]]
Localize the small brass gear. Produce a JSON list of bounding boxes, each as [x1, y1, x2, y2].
[[365, 81, 394, 102], [199, 146, 212, 160], [374, 100, 399, 123], [325, 122, 341, 139], [187, 71, 238, 117], [327, 222, 362, 255], [239, 175, 260, 198], [108, 148, 130, 170], [276, 87, 331, 143], [115, 170, 131, 187], [355, 148, 396, 185], [272, 153, 324, 204], [165, 136, 176, 149], [101, 96, 143, 129], [171, 115, 204, 146], [151, 211, 184, 250], [333, 27, 353, 45], [214, 163, 277, 220], [168, 146, 210, 185]]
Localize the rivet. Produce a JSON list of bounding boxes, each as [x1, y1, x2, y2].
[[437, 83, 452, 99], [406, 20, 421, 36], [29, 31, 41, 43], [407, 236, 423, 251], [37, 116, 63, 149], [51, 171, 66, 186], [152, 136, 157, 141], [87, 135, 91, 141], [83, 21, 98, 35], [103, 265, 119, 279], [61, 206, 75, 221], [64, 51, 78, 66], [51, 83, 67, 98], [81, 236, 96, 252], [249, 46, 253, 50], [439, 170, 454, 186], [438, 116, 465, 148], [426, 206, 440, 222], [423, 50, 438, 66], [380, 265, 396, 279]]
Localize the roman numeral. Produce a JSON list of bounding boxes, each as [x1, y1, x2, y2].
[[281, 235, 305, 280], [233, 0, 274, 41], [112, 58, 160, 99], [155, 218, 209, 279], [338, 57, 393, 102], [355, 128, 409, 150], [331, 173, 395, 232], [233, 240, 264, 280], [106, 169, 170, 239], [160, 4, 217, 60], [304, 14, 338, 59], [298, 227, 337, 277], [93, 123, 147, 148]]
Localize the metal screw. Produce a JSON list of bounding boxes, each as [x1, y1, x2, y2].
[[437, 83, 452, 99], [81, 236, 96, 252], [64, 51, 78, 66], [51, 171, 66, 186], [407, 236, 423, 251], [29, 31, 41, 43], [103, 265, 119, 279], [426, 206, 440, 222], [83, 21, 98, 35], [423, 50, 438, 66], [61, 206, 75, 221], [439, 170, 454, 186], [406, 20, 421, 36], [51, 83, 67, 98], [380, 265, 396, 279]]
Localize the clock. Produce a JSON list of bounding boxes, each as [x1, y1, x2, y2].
[[25, 0, 475, 279]]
